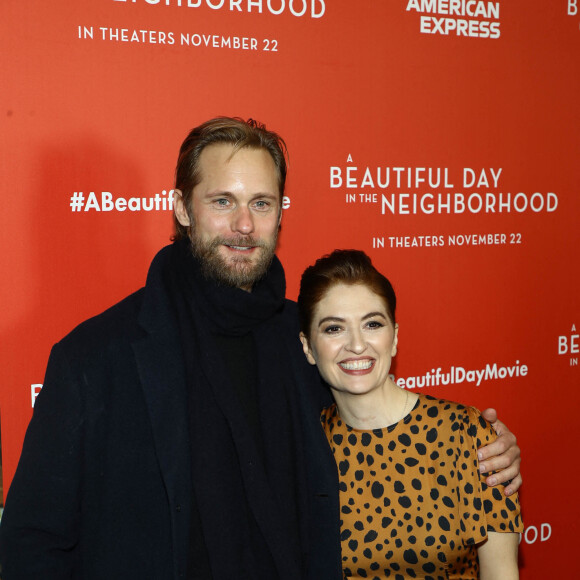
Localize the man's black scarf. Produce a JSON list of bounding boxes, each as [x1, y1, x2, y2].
[[164, 240, 307, 579]]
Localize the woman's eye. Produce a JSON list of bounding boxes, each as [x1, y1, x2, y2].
[[324, 325, 342, 334], [366, 320, 384, 329]]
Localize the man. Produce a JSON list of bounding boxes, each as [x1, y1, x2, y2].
[[0, 118, 521, 579]]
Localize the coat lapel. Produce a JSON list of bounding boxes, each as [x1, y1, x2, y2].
[[132, 266, 192, 578]]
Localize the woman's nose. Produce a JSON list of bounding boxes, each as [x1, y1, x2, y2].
[[346, 329, 366, 354]]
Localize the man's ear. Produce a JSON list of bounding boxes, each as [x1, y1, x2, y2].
[[299, 332, 317, 366], [174, 189, 191, 227]]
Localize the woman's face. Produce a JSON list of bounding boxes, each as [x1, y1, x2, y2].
[[300, 283, 398, 397]]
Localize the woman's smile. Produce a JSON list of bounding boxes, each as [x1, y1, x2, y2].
[[338, 358, 375, 373]]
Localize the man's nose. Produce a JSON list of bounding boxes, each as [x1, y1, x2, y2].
[[232, 206, 255, 235]]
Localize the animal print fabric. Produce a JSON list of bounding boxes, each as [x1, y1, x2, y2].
[[321, 394, 523, 579]]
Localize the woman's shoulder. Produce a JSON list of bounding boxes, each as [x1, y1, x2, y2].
[[415, 393, 471, 415], [414, 394, 489, 432]]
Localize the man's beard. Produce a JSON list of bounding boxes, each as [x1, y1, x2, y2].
[[189, 230, 277, 290]]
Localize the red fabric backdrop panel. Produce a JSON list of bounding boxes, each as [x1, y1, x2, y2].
[[1, 1, 579, 576]]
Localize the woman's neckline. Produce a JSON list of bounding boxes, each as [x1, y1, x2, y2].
[[334, 395, 421, 433]]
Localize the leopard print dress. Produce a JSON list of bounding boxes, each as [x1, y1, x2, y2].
[[321, 394, 523, 579]]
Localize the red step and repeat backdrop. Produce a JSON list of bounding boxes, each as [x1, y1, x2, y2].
[[1, 0, 579, 576]]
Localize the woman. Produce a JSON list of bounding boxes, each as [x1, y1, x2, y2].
[[298, 250, 522, 580]]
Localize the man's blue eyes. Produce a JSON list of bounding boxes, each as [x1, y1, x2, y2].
[[214, 199, 269, 208]]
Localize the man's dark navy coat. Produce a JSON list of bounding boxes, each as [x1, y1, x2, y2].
[[0, 249, 342, 579]]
